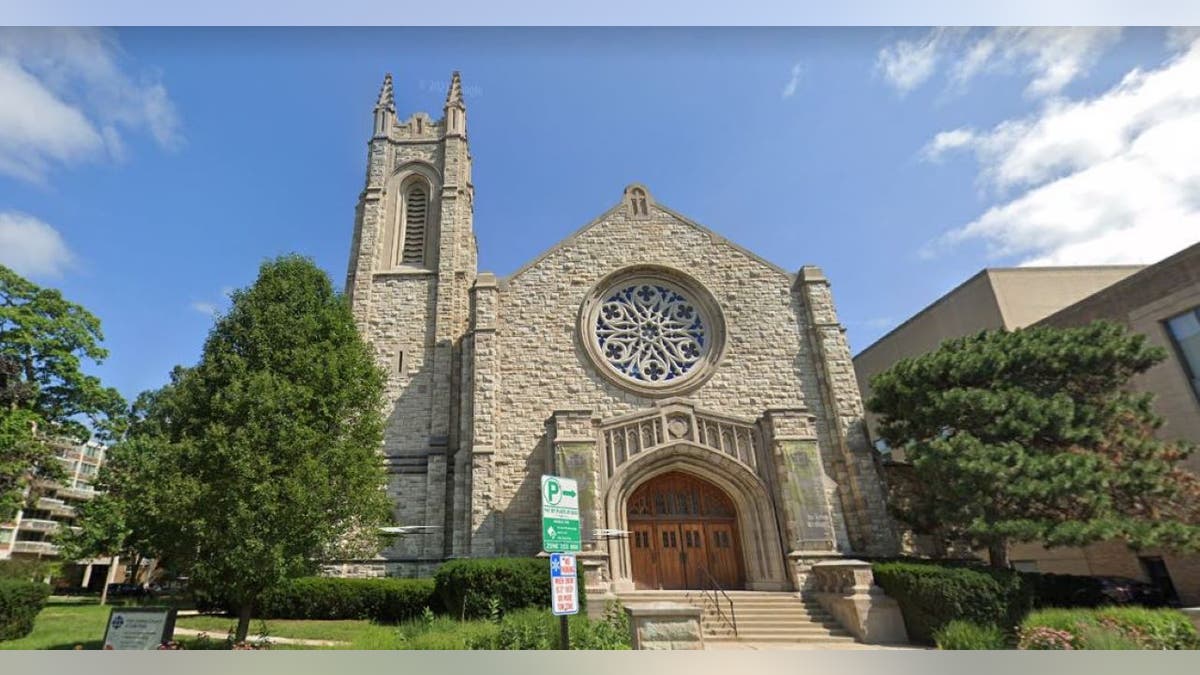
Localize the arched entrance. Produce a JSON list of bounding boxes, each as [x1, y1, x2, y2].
[[626, 471, 745, 590]]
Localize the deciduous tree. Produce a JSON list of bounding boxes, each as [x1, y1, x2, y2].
[[0, 266, 124, 521], [96, 255, 392, 640]]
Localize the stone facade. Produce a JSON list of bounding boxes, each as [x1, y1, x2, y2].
[[341, 72, 899, 588]]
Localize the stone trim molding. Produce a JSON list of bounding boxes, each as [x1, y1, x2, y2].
[[603, 441, 790, 592]]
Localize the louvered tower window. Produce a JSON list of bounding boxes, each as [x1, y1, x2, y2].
[[401, 184, 428, 265]]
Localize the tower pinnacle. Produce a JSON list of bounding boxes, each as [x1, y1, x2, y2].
[[375, 73, 395, 113], [444, 71, 464, 109], [373, 73, 395, 138]]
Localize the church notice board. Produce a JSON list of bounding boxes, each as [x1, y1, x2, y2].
[[102, 606, 177, 650]]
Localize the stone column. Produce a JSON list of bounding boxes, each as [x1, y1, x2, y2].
[[547, 409, 612, 614], [760, 407, 842, 590], [466, 274, 499, 556], [795, 266, 898, 557]]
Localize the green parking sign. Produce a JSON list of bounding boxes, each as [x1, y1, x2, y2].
[[541, 475, 581, 552]]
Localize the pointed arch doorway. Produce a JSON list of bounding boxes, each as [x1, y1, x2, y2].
[[627, 471, 745, 590]]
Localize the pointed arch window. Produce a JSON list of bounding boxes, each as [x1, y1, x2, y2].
[[397, 182, 428, 266]]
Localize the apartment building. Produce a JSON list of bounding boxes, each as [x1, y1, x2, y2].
[[0, 439, 116, 589]]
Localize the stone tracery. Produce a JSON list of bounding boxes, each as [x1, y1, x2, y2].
[[594, 283, 707, 384]]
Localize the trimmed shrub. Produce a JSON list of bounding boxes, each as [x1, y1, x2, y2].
[[872, 562, 1033, 644], [254, 577, 438, 623], [933, 620, 1008, 650], [435, 557, 582, 620], [1019, 607, 1199, 650], [0, 579, 51, 641]]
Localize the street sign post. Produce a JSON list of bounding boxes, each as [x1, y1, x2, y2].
[[541, 475, 581, 552]]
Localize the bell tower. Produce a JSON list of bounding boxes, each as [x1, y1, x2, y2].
[[345, 72, 478, 574]]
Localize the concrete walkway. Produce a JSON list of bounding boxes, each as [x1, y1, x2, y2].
[[705, 641, 922, 650], [171, 626, 348, 647]]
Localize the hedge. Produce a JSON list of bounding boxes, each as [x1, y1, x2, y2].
[[1018, 607, 1199, 650], [871, 562, 1033, 644], [0, 580, 51, 641], [252, 577, 438, 623], [435, 557, 580, 620]]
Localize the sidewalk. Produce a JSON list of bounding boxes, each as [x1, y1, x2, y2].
[[171, 626, 348, 648]]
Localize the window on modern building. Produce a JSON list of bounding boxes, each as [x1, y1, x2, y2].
[[401, 183, 428, 265], [1011, 560, 1038, 573], [1137, 556, 1181, 604], [1166, 307, 1200, 401]]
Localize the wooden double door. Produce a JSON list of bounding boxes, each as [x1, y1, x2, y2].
[[627, 472, 744, 590]]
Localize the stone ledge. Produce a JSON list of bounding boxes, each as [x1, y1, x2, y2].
[[625, 602, 705, 650]]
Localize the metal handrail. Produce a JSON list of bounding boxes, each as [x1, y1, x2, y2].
[[697, 566, 737, 638]]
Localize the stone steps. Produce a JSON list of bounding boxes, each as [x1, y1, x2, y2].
[[615, 590, 855, 646]]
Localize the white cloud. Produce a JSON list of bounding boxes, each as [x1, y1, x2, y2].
[[1167, 27, 1200, 51], [922, 128, 976, 161], [879, 27, 1121, 98], [924, 35, 1200, 267], [0, 212, 76, 278], [0, 28, 182, 184], [781, 62, 804, 99], [951, 28, 1122, 98], [190, 301, 218, 318], [876, 28, 964, 94]]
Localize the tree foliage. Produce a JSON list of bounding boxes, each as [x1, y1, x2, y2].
[[81, 255, 393, 640], [0, 265, 125, 521], [868, 321, 1200, 567]]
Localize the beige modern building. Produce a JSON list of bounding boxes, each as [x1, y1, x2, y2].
[[0, 439, 118, 589], [1012, 241, 1200, 604], [853, 242, 1200, 605], [854, 265, 1144, 457], [335, 72, 900, 597]]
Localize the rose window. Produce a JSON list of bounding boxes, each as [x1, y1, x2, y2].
[[594, 283, 708, 384]]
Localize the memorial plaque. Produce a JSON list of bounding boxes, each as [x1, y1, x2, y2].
[[102, 606, 177, 650]]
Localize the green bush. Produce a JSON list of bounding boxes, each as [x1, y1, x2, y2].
[[932, 620, 1008, 650], [1072, 624, 1141, 650], [872, 562, 1033, 644], [1019, 607, 1199, 650], [435, 557, 582, 620], [0, 579, 51, 641], [0, 559, 55, 582], [254, 577, 438, 623], [463, 603, 630, 650]]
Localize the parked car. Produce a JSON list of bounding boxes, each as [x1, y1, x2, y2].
[[1091, 576, 1171, 607], [105, 582, 151, 599]]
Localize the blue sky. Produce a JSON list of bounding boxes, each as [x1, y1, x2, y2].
[[2, 27, 1199, 404]]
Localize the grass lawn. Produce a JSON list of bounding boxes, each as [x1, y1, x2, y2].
[[1, 602, 113, 650], [3, 602, 627, 650], [176, 614, 400, 647]]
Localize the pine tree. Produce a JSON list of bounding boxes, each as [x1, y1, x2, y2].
[[868, 321, 1200, 567]]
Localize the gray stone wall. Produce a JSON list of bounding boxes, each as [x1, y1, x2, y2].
[[481, 202, 891, 558]]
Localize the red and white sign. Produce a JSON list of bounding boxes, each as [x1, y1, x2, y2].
[[552, 575, 578, 615], [550, 552, 579, 616]]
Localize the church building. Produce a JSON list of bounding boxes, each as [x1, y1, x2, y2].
[[341, 72, 899, 596]]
